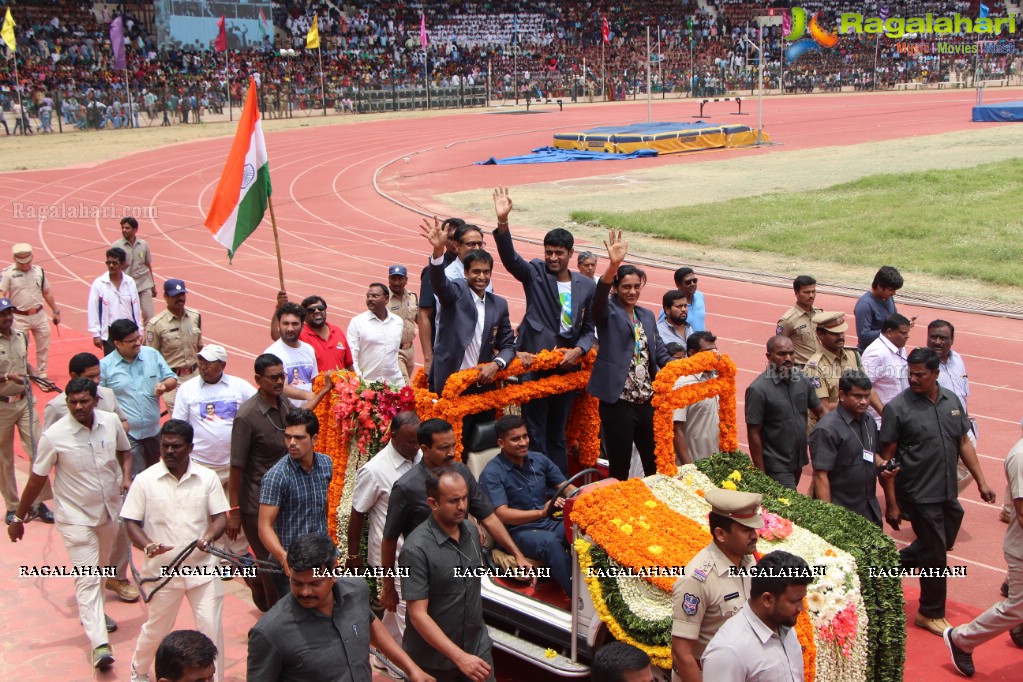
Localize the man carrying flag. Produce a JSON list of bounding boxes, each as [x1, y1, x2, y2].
[[204, 77, 272, 262]]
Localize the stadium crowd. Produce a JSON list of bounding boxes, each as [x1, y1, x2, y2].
[[2, 178, 1021, 679], [3, 0, 1021, 132]]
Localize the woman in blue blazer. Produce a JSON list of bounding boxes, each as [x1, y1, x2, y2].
[[586, 230, 671, 480]]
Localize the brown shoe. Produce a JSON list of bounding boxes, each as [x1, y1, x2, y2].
[[105, 578, 140, 603], [1010, 623, 1023, 648], [914, 613, 949, 636], [1001, 509, 1012, 524]]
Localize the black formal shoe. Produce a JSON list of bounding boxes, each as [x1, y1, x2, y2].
[[1010, 623, 1023, 648], [34, 503, 55, 524], [943, 627, 975, 677], [1001, 580, 1009, 598]]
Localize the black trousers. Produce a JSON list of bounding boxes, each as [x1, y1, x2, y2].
[[898, 497, 964, 618], [241, 512, 284, 610], [598, 398, 656, 480], [521, 381, 576, 476]]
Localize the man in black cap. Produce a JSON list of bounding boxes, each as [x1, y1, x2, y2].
[[387, 264, 420, 385], [672, 487, 762, 682], [146, 278, 203, 415]]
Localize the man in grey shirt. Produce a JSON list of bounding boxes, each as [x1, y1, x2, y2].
[[400, 468, 495, 682], [745, 336, 825, 489], [247, 533, 433, 682]]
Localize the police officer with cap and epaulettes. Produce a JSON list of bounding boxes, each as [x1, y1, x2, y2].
[[671, 487, 763, 682], [145, 279, 202, 415], [804, 312, 863, 421]]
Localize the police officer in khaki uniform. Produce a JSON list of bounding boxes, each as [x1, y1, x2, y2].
[[776, 275, 822, 367], [387, 265, 419, 384], [112, 217, 156, 325], [0, 244, 61, 378], [804, 312, 863, 419], [145, 279, 202, 414], [671, 487, 763, 682], [0, 297, 54, 525]]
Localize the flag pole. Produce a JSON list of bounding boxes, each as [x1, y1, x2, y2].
[[318, 45, 326, 116], [267, 196, 286, 291], [646, 26, 652, 122], [13, 57, 25, 136], [227, 48, 233, 121], [600, 41, 605, 101], [125, 66, 133, 128]]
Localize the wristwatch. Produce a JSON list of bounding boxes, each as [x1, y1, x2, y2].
[[10, 515, 24, 524]]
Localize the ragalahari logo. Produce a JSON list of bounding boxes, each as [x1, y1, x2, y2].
[[783, 7, 840, 62]]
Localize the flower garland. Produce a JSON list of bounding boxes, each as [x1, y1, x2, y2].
[[758, 510, 794, 542], [565, 390, 602, 467], [650, 352, 739, 476], [571, 478, 710, 592], [314, 372, 416, 541], [412, 349, 599, 463]]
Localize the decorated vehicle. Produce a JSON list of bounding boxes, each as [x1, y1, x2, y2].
[[314, 350, 905, 681]]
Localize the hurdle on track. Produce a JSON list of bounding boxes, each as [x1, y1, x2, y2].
[[694, 97, 745, 117]]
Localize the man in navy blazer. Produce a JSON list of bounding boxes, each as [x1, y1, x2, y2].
[[492, 187, 596, 474], [424, 221, 516, 407]]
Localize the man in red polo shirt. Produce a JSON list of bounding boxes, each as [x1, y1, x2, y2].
[[269, 294, 353, 372]]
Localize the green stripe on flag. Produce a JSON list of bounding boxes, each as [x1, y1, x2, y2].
[[229, 163, 272, 259]]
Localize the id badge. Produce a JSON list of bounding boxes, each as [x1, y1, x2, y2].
[[862, 449, 875, 463]]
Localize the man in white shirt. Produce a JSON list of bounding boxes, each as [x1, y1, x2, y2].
[[8, 378, 131, 671], [87, 247, 140, 355], [862, 313, 912, 427], [264, 302, 317, 407], [348, 283, 405, 386], [121, 419, 229, 682], [172, 345, 256, 560], [673, 332, 721, 465], [347, 411, 421, 644]]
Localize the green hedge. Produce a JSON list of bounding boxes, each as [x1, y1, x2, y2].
[[696, 452, 906, 682]]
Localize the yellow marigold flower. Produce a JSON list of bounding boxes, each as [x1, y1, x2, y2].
[[721, 480, 738, 491], [611, 518, 622, 526], [649, 545, 664, 555], [728, 470, 742, 482], [683, 474, 695, 486], [545, 648, 557, 659], [644, 500, 658, 509], [777, 497, 791, 506], [639, 521, 651, 530], [620, 523, 633, 535]]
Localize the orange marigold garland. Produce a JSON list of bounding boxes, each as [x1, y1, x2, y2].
[[565, 391, 601, 467], [571, 478, 711, 592], [412, 349, 599, 463], [796, 606, 817, 681], [650, 352, 738, 476]]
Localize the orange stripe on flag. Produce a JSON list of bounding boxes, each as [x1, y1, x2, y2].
[[205, 77, 260, 233]]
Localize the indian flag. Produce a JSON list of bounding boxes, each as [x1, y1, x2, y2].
[[258, 9, 270, 38], [204, 76, 271, 261]]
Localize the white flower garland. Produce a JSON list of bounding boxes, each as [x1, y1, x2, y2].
[[335, 440, 371, 543]]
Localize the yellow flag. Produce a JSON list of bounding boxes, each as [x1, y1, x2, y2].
[[306, 15, 320, 50], [1, 8, 16, 53]]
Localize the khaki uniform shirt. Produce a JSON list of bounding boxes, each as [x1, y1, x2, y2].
[[112, 237, 154, 291], [671, 542, 754, 658], [804, 347, 863, 405], [0, 329, 30, 397], [146, 308, 202, 370], [1004, 437, 1023, 560], [388, 289, 419, 348], [776, 305, 822, 365], [0, 264, 47, 311]]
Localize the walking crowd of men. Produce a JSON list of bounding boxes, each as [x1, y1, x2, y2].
[[2, 183, 1021, 680]]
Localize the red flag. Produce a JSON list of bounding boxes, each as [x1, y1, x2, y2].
[[601, 15, 610, 44], [215, 15, 227, 52]]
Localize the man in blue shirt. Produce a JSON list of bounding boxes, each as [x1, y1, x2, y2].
[[100, 318, 176, 476], [480, 415, 576, 595], [853, 266, 916, 352], [258, 408, 332, 599]]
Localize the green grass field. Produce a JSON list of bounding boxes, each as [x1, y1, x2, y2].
[[571, 158, 1023, 288]]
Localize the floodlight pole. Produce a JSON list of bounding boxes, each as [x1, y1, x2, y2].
[[646, 26, 652, 122], [757, 19, 764, 145]]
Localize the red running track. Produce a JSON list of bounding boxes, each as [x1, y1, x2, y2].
[[1, 89, 1022, 680]]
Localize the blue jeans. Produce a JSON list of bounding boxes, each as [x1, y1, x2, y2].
[[508, 517, 573, 596]]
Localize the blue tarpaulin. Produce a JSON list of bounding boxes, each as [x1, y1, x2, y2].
[[972, 100, 1023, 122], [476, 146, 658, 165]]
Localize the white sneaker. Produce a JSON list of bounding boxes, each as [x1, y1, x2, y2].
[[131, 663, 151, 682]]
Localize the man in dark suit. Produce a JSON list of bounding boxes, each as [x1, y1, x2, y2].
[[423, 220, 516, 448], [492, 187, 596, 474]]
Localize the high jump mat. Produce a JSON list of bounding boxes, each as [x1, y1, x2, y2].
[[972, 100, 1023, 122], [552, 121, 768, 154]]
